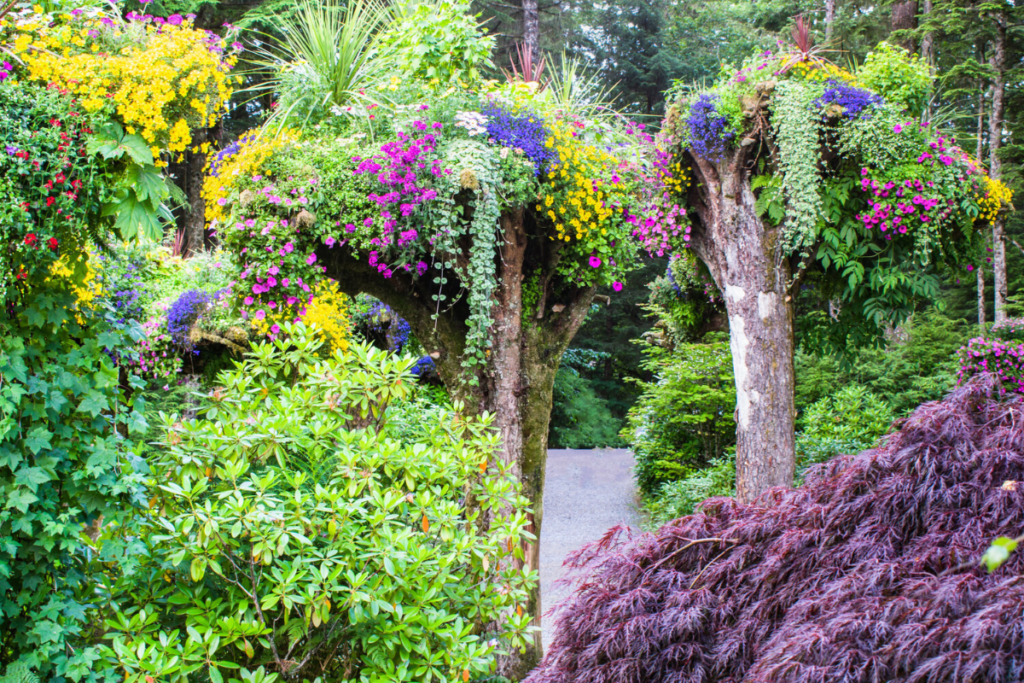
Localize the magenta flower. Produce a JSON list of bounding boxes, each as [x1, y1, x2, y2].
[[306, 253, 317, 265], [589, 255, 602, 268], [254, 309, 266, 320], [612, 281, 623, 292], [326, 236, 336, 247], [244, 296, 254, 305]]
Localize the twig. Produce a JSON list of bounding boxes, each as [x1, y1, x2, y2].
[[641, 537, 739, 583]]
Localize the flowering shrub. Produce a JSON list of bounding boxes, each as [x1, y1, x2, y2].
[[958, 337, 1024, 396], [296, 279, 351, 352], [208, 83, 664, 369], [9, 5, 239, 156]]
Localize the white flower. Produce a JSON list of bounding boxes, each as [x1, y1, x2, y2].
[[454, 111, 489, 136]]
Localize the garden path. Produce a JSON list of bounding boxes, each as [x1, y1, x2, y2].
[[540, 448, 640, 650]]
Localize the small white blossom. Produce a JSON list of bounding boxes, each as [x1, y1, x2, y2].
[[454, 111, 489, 136]]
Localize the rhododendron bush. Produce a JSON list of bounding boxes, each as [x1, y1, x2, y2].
[[528, 375, 1024, 683]]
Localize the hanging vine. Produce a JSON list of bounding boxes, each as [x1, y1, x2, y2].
[[772, 80, 823, 250]]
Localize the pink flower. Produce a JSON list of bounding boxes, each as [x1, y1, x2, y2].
[[255, 309, 266, 320], [306, 253, 317, 265], [326, 236, 336, 247], [612, 281, 623, 292], [589, 255, 602, 268], [244, 296, 254, 305], [282, 278, 291, 287]]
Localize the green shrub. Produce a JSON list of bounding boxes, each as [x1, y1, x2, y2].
[[644, 452, 736, 527], [622, 335, 735, 496], [796, 385, 894, 473], [101, 326, 535, 683], [549, 357, 623, 449]]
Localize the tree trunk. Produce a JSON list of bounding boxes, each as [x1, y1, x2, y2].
[[688, 149, 796, 505], [989, 10, 1007, 323], [978, 265, 986, 328], [318, 210, 596, 678], [920, 0, 934, 67], [825, 0, 836, 41], [890, 0, 918, 51], [185, 127, 209, 256], [522, 0, 539, 62]]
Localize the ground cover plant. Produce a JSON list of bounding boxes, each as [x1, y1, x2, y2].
[[528, 374, 1024, 682]]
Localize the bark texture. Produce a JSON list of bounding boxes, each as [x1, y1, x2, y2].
[[978, 266, 986, 327], [522, 0, 540, 63], [317, 208, 594, 678], [825, 0, 836, 41], [184, 127, 209, 256], [988, 10, 1007, 323], [890, 0, 918, 50], [686, 127, 797, 505]]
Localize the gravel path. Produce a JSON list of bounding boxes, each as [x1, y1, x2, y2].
[[539, 448, 640, 650]]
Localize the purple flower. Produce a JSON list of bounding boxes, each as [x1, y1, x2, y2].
[[167, 14, 183, 25]]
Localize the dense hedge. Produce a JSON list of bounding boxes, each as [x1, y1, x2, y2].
[[529, 374, 1024, 683]]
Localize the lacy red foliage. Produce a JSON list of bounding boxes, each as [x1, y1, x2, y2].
[[529, 376, 1024, 683]]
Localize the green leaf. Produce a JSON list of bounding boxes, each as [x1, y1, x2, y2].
[[127, 163, 169, 202], [981, 536, 1018, 572], [105, 191, 163, 241]]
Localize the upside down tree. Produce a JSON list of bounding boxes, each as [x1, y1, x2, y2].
[[654, 25, 1010, 502], [202, 0, 687, 672]]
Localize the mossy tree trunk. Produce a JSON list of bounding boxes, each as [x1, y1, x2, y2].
[[685, 136, 797, 505], [319, 208, 594, 678]]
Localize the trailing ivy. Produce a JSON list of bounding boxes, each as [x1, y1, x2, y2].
[[771, 80, 823, 250]]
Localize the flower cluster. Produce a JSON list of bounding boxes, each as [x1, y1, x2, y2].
[[991, 318, 1024, 342], [454, 111, 488, 136], [977, 176, 1013, 225], [483, 102, 553, 174], [12, 8, 239, 157], [351, 124, 446, 275], [683, 94, 734, 162], [856, 170, 952, 239], [202, 129, 299, 225], [166, 289, 211, 345], [958, 337, 1024, 396], [129, 318, 183, 381], [815, 81, 882, 119], [353, 298, 412, 352], [300, 279, 351, 353]]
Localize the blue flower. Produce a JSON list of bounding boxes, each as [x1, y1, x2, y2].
[[685, 94, 734, 162], [481, 103, 553, 175], [815, 81, 883, 119], [167, 290, 211, 345]]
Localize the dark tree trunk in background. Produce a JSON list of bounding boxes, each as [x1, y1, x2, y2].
[[318, 210, 595, 677], [989, 10, 1007, 324], [920, 0, 935, 67], [687, 128, 796, 505], [184, 127, 209, 256], [522, 0, 539, 62], [890, 0, 918, 50]]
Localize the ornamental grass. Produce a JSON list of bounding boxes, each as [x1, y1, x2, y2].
[[529, 374, 1024, 683]]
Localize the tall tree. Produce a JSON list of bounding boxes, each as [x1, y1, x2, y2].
[[660, 38, 997, 502], [989, 4, 1008, 322]]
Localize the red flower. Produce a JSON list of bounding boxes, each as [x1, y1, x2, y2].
[[24, 233, 38, 247], [46, 196, 56, 207], [48, 237, 59, 251]]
